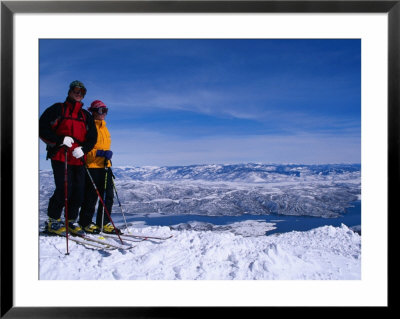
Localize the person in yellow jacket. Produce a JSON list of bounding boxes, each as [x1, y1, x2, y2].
[[78, 100, 120, 234]]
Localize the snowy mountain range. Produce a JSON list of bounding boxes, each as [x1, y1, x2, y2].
[[114, 163, 360, 182], [40, 163, 361, 219]]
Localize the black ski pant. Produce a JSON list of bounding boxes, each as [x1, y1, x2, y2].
[[78, 167, 114, 228], [48, 159, 86, 221]]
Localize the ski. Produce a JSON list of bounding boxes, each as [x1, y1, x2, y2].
[[63, 234, 116, 250], [95, 231, 172, 241], [119, 233, 173, 240], [40, 230, 116, 250], [76, 234, 135, 250], [99, 233, 147, 243]]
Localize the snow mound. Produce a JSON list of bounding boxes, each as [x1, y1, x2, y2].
[[39, 224, 360, 280], [170, 220, 276, 237]]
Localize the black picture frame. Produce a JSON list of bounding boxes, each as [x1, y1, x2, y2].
[[1, 1, 394, 317]]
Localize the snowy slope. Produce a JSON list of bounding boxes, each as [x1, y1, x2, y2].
[[40, 223, 360, 280]]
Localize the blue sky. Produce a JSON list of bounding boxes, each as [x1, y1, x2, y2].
[[39, 39, 361, 169]]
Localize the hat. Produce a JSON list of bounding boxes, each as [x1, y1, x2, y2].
[[69, 80, 87, 95], [89, 100, 107, 111]]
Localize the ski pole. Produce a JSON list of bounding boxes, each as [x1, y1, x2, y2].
[[100, 158, 109, 233], [108, 159, 130, 231], [111, 176, 129, 232], [81, 158, 124, 244], [64, 148, 70, 255]]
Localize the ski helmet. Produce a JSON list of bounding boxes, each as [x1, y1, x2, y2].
[[69, 80, 87, 96], [89, 100, 108, 114]]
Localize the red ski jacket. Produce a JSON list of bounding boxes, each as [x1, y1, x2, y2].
[[39, 98, 97, 165]]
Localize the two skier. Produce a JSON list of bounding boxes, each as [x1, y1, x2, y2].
[[39, 80, 120, 236]]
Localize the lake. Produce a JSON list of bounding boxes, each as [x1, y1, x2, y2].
[[119, 200, 361, 235]]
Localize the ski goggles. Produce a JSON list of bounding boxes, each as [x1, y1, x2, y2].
[[71, 87, 86, 96], [92, 107, 108, 115]]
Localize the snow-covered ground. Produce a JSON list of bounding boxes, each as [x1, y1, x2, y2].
[[39, 222, 361, 280], [39, 163, 361, 280]]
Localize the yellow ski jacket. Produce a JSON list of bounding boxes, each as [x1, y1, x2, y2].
[[86, 120, 112, 168]]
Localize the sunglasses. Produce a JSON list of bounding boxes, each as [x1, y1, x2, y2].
[[92, 107, 108, 115]]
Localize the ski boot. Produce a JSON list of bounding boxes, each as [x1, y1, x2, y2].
[[83, 223, 100, 234], [67, 220, 85, 236], [46, 218, 66, 236], [102, 223, 122, 235]]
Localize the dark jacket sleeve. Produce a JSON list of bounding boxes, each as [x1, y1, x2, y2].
[[81, 110, 97, 154], [39, 103, 64, 147]]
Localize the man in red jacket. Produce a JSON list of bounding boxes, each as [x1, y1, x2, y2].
[[39, 80, 97, 236]]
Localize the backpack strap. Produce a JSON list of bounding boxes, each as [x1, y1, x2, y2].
[[49, 103, 65, 132], [79, 108, 87, 123]]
